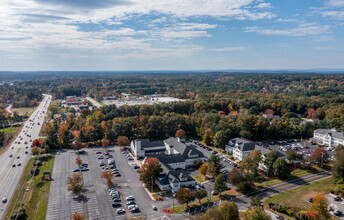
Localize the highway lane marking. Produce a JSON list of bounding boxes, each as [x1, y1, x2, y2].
[[0, 144, 26, 185], [0, 102, 49, 186]]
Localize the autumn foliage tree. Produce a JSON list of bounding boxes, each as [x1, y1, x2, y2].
[[307, 195, 330, 220], [309, 147, 329, 167], [72, 212, 84, 220], [32, 139, 41, 148], [175, 129, 186, 138], [31, 146, 40, 155], [139, 157, 163, 190], [117, 136, 130, 146], [75, 158, 82, 168], [101, 138, 110, 148], [101, 170, 114, 187], [67, 173, 83, 195], [175, 188, 195, 207], [194, 189, 207, 203]]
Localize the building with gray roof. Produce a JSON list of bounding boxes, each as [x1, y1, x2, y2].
[[313, 128, 344, 147]]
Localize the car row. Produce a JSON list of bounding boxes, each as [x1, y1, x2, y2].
[[189, 139, 212, 151], [122, 150, 134, 161]]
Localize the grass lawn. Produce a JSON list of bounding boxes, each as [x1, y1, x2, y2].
[[255, 166, 328, 189], [152, 193, 159, 199], [166, 190, 240, 214], [4, 155, 55, 220], [192, 174, 206, 183], [12, 107, 36, 116], [0, 127, 19, 134], [264, 177, 334, 217]]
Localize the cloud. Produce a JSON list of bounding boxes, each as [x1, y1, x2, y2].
[[314, 46, 335, 50], [255, 3, 271, 9], [159, 30, 211, 39], [178, 23, 218, 30], [320, 10, 344, 20], [33, 0, 132, 10], [19, 14, 71, 23], [325, 0, 344, 7], [210, 47, 245, 52], [244, 25, 330, 37]]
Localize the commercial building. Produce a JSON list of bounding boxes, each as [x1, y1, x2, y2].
[[313, 128, 344, 147]]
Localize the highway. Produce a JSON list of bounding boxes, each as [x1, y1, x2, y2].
[[0, 94, 51, 219]]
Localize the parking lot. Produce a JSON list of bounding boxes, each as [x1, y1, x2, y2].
[[46, 150, 117, 220], [186, 140, 236, 174], [47, 147, 182, 220], [325, 194, 344, 219]]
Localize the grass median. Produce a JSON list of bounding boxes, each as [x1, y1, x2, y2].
[[264, 177, 333, 218], [4, 155, 55, 220]]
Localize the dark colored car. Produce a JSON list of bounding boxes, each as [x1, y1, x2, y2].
[[334, 210, 342, 216], [112, 202, 121, 207], [334, 197, 341, 201]]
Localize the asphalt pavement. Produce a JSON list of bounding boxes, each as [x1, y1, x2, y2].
[[0, 94, 51, 219]]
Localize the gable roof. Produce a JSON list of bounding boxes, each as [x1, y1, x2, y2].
[[156, 154, 185, 164], [164, 137, 205, 159]]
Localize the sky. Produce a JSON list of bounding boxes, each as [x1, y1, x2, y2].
[[0, 0, 344, 71]]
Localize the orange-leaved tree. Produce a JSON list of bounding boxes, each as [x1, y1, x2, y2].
[[72, 212, 84, 220], [139, 157, 163, 191], [308, 194, 330, 220], [175, 129, 186, 138], [101, 170, 114, 187], [117, 136, 130, 146]]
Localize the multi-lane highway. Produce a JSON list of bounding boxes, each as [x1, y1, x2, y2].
[[0, 94, 51, 219]]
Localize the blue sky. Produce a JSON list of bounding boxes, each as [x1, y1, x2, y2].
[[0, 0, 343, 71]]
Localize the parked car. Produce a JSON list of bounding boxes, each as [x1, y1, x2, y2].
[[126, 196, 135, 201], [112, 202, 121, 207], [334, 210, 342, 216], [116, 208, 125, 214], [2, 197, 7, 203], [73, 169, 79, 172], [81, 167, 89, 172], [334, 196, 342, 201], [126, 201, 136, 205]]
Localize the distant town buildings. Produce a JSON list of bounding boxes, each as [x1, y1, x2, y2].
[[102, 93, 184, 107], [61, 96, 89, 111], [313, 128, 344, 147]]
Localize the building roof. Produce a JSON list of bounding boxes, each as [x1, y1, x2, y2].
[[156, 154, 185, 164], [314, 128, 344, 140], [164, 137, 205, 159], [134, 139, 165, 149]]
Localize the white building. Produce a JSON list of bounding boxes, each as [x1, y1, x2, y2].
[[130, 139, 166, 158], [313, 128, 344, 147]]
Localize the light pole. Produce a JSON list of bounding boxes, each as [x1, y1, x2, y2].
[[172, 193, 175, 212], [266, 169, 269, 187]]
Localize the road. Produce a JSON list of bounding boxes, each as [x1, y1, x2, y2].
[[0, 94, 51, 219], [5, 105, 13, 116], [85, 97, 102, 108], [234, 171, 332, 211]]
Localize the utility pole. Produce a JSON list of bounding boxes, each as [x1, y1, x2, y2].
[[294, 161, 296, 175], [151, 177, 153, 192]]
